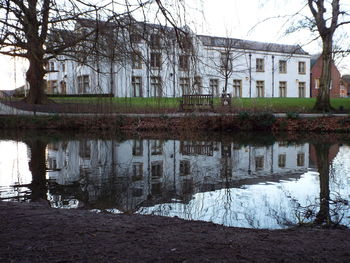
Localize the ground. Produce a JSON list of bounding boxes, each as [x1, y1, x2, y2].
[[1, 201, 350, 263]]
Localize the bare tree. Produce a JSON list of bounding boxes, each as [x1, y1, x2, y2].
[[306, 0, 350, 111], [0, 1, 108, 104], [205, 36, 246, 100], [0, 0, 186, 104]]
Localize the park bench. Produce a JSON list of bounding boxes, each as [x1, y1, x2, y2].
[[180, 94, 214, 111]]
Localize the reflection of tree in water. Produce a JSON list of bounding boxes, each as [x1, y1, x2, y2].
[[272, 143, 350, 228], [313, 143, 350, 226], [26, 139, 48, 202], [314, 143, 331, 225]]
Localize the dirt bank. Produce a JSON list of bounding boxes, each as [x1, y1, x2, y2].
[[1, 113, 350, 133], [1, 201, 349, 263], [2, 100, 350, 133]]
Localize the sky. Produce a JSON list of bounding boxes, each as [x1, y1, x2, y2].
[[0, 0, 349, 90]]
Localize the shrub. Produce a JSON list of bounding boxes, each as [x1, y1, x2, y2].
[[286, 111, 300, 120], [252, 112, 276, 130], [238, 111, 251, 121]]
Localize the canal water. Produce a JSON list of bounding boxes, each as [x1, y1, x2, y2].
[[0, 132, 349, 229]]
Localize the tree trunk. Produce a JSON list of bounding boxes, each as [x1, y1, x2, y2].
[[23, 3, 49, 105], [24, 55, 48, 104], [314, 36, 333, 112]]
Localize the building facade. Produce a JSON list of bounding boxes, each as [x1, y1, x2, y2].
[[46, 21, 311, 98]]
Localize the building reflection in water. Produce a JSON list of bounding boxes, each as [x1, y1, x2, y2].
[[2, 136, 350, 229], [46, 139, 310, 215]]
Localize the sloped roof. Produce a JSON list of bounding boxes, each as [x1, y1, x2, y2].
[[197, 35, 309, 55], [311, 54, 321, 67]]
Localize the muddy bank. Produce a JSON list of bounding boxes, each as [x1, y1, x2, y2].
[[1, 114, 350, 133], [1, 201, 350, 263]]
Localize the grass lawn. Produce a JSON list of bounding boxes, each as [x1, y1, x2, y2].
[[49, 96, 350, 113]]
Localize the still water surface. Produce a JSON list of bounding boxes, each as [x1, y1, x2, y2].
[[0, 134, 349, 229]]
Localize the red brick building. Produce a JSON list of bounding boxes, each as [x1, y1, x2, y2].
[[310, 55, 341, 98]]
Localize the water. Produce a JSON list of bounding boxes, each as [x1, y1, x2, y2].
[[1, 133, 349, 229]]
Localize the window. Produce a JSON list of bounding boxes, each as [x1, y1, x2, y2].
[[256, 80, 264, 97], [180, 77, 190, 95], [298, 82, 306, 98], [62, 63, 66, 72], [131, 76, 142, 97], [210, 79, 219, 96], [179, 55, 189, 71], [150, 52, 161, 68], [255, 156, 264, 170], [221, 52, 232, 70], [279, 60, 287, 73], [193, 76, 202, 94], [49, 62, 55, 71], [150, 76, 162, 97], [77, 75, 89, 94], [315, 78, 320, 89], [298, 61, 306, 74], [130, 33, 141, 43], [279, 141, 288, 147], [256, 58, 264, 72], [48, 157, 57, 170], [79, 141, 91, 159], [233, 79, 242, 97], [132, 52, 142, 69], [132, 140, 143, 156], [297, 153, 305, 166], [151, 140, 163, 155], [279, 81, 287, 97], [180, 160, 191, 176], [150, 34, 161, 49], [47, 80, 58, 94], [278, 154, 286, 168], [151, 161, 163, 179], [132, 162, 143, 181]]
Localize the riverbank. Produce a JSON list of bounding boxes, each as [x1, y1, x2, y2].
[[1, 201, 349, 263], [1, 113, 350, 133]]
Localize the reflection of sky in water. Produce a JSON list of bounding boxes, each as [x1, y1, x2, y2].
[[0, 139, 349, 229], [0, 141, 32, 200], [137, 146, 350, 229], [137, 172, 324, 229]]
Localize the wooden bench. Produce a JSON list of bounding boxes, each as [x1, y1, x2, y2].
[[180, 94, 214, 111]]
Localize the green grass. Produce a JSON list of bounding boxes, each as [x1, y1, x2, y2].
[[49, 96, 350, 113]]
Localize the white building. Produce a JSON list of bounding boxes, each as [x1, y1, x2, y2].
[[46, 20, 311, 98]]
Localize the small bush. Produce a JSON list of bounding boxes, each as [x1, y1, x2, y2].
[[238, 111, 251, 121], [286, 112, 300, 119], [252, 112, 276, 130]]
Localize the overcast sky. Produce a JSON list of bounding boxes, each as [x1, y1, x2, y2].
[[0, 0, 349, 90]]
